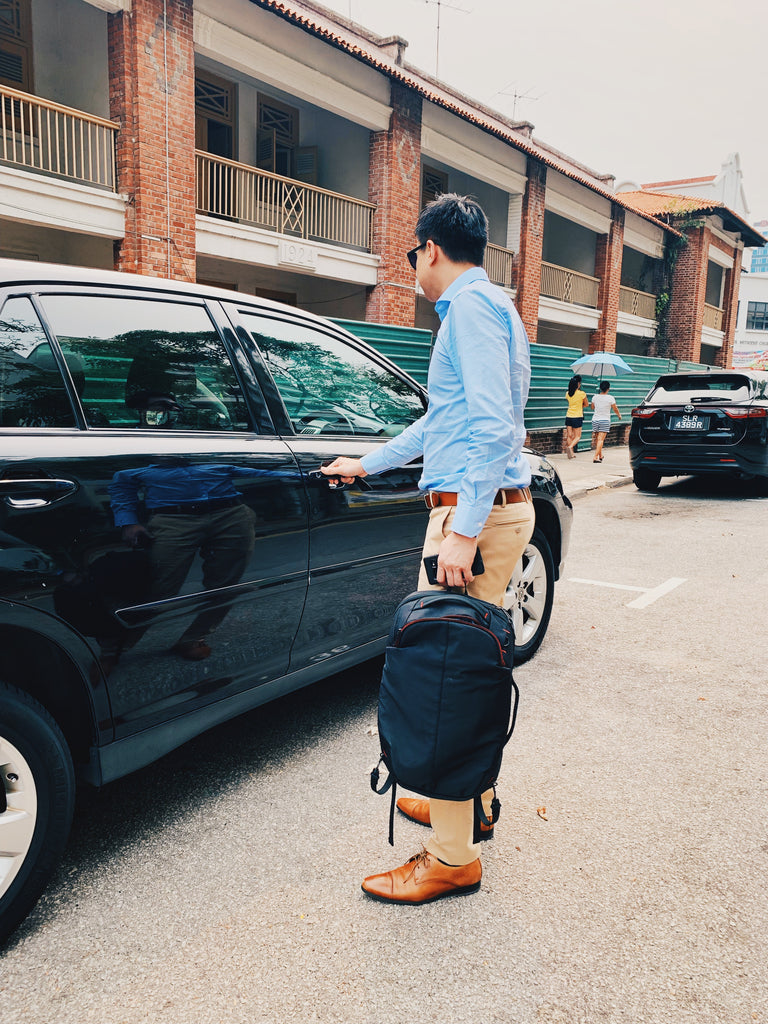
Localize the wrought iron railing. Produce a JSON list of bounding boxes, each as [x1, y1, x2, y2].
[[619, 285, 657, 320], [484, 242, 515, 289], [703, 303, 724, 331], [0, 84, 117, 189], [539, 261, 600, 308], [196, 151, 375, 252]]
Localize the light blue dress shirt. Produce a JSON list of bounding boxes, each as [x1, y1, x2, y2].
[[361, 266, 531, 537]]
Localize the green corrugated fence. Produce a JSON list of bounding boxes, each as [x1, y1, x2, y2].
[[333, 317, 712, 432], [525, 346, 713, 431], [332, 318, 434, 387]]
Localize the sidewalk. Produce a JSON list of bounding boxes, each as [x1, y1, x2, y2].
[[542, 443, 633, 500]]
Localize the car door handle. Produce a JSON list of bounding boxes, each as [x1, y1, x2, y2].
[[307, 470, 371, 491], [0, 477, 78, 507]]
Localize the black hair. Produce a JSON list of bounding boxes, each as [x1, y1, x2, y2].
[[415, 193, 488, 265], [599, 380, 611, 392], [567, 375, 582, 397]]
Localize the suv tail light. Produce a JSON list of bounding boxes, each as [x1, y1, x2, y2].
[[631, 407, 656, 418], [722, 407, 768, 419]]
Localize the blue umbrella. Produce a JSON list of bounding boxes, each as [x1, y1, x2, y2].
[[570, 352, 633, 377]]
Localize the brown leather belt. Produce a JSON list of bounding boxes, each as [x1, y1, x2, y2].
[[424, 487, 531, 510]]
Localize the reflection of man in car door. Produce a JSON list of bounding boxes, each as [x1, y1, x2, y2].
[[109, 458, 263, 661]]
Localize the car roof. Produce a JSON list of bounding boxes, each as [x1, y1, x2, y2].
[[0, 258, 320, 322]]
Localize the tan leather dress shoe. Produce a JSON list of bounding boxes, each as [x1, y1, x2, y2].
[[396, 797, 495, 841], [362, 849, 481, 905]]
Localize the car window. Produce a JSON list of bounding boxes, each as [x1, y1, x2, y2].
[[238, 312, 424, 437], [38, 295, 252, 431], [0, 296, 76, 428], [648, 375, 752, 404]]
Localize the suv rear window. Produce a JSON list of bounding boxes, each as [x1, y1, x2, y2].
[[646, 374, 753, 404]]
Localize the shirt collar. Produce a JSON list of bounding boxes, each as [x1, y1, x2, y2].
[[434, 266, 489, 321]]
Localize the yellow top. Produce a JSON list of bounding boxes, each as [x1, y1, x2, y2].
[[565, 389, 587, 417]]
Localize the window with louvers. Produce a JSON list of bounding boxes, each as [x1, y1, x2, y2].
[[0, 0, 32, 92]]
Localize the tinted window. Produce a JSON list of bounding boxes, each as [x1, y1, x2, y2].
[[239, 313, 423, 437], [647, 374, 752, 404], [39, 295, 251, 431], [0, 296, 75, 427]]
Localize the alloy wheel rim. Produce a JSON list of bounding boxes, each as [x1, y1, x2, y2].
[[0, 736, 38, 900], [503, 542, 548, 647]]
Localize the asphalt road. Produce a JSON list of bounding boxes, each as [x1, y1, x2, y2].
[[3, 474, 768, 1024]]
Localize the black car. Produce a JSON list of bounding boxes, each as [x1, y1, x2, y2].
[[0, 260, 571, 940], [629, 371, 768, 490]]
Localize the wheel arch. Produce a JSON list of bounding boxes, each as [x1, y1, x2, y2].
[[0, 606, 111, 775], [531, 497, 562, 579]]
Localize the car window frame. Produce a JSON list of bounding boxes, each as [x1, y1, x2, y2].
[[222, 302, 428, 438], [1, 285, 278, 437], [0, 288, 86, 430]]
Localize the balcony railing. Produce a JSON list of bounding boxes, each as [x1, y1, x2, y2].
[[484, 242, 515, 289], [1, 84, 117, 190], [619, 285, 657, 320], [539, 261, 600, 308], [196, 151, 376, 252], [703, 303, 724, 331]]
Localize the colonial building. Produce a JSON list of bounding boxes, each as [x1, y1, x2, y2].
[[1, 0, 763, 380]]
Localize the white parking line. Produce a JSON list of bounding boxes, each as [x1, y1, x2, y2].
[[569, 576, 687, 609]]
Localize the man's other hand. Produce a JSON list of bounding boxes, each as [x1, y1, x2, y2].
[[320, 457, 367, 485], [437, 531, 478, 588]]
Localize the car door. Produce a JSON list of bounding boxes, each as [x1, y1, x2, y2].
[[0, 287, 308, 739], [224, 305, 428, 670]]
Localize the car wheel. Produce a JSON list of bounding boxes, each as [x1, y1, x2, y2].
[[503, 528, 555, 665], [633, 468, 661, 491], [0, 683, 75, 944]]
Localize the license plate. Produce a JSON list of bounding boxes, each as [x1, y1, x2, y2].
[[670, 414, 708, 431]]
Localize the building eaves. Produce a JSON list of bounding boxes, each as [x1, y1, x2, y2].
[[618, 191, 766, 247], [248, 0, 676, 237]]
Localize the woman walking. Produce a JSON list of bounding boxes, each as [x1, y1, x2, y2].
[[563, 374, 588, 458], [590, 380, 622, 462]]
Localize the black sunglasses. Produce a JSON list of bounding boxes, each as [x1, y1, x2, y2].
[[406, 243, 425, 270]]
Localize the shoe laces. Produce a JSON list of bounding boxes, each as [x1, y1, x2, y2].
[[404, 847, 431, 881]]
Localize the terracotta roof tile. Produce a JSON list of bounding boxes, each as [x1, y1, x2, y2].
[[617, 191, 765, 246], [642, 175, 717, 188]]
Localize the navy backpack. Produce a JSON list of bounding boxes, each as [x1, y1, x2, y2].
[[371, 589, 519, 844]]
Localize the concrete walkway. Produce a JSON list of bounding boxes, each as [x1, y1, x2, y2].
[[542, 442, 633, 500]]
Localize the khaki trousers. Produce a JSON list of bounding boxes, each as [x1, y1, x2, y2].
[[416, 499, 535, 866]]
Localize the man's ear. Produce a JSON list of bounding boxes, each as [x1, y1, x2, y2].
[[424, 239, 440, 265]]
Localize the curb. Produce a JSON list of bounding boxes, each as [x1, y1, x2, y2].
[[566, 475, 634, 501]]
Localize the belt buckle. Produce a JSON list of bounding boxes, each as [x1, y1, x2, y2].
[[425, 492, 438, 510]]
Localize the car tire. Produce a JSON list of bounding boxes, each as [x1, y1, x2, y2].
[[0, 683, 75, 944], [503, 527, 555, 665], [633, 468, 661, 491]]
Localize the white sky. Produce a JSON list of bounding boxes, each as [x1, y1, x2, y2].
[[319, 0, 768, 220]]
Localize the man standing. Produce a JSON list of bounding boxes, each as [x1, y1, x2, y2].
[[321, 194, 535, 904]]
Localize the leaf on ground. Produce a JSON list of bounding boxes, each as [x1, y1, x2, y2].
[[536, 806, 548, 821]]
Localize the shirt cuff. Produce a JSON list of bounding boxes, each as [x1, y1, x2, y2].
[[360, 447, 398, 477], [112, 512, 138, 528], [451, 503, 489, 539]]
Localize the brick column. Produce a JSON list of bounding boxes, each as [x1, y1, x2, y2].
[[514, 158, 547, 344], [108, 0, 196, 280], [589, 206, 624, 354], [667, 223, 708, 362], [715, 246, 743, 368], [366, 82, 422, 326]]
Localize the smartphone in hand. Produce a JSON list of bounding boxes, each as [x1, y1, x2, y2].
[[423, 548, 484, 586]]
